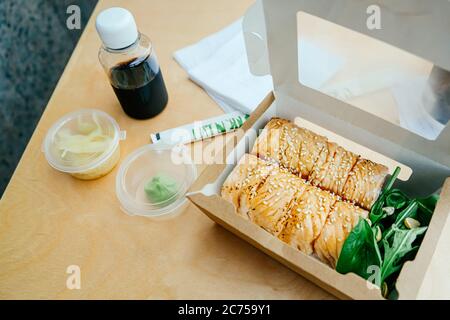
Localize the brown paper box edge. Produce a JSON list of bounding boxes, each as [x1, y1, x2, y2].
[[187, 92, 450, 300]]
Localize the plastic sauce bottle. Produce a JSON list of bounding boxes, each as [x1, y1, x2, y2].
[[96, 7, 168, 119]]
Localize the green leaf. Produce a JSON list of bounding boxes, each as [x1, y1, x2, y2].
[[383, 200, 419, 240], [334, 164, 438, 298], [336, 218, 382, 283], [386, 189, 408, 210], [417, 194, 439, 225], [393, 200, 418, 225], [418, 194, 439, 212], [380, 226, 427, 283], [383, 167, 401, 193], [370, 167, 401, 224]]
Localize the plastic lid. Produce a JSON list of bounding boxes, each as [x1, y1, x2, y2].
[[95, 7, 139, 50], [116, 143, 197, 218], [43, 109, 124, 174]]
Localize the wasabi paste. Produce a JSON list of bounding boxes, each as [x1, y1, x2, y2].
[[144, 173, 179, 204]]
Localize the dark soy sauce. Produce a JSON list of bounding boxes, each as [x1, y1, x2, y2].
[[109, 56, 168, 119]]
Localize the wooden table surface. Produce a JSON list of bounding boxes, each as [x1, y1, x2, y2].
[[0, 0, 448, 300], [0, 0, 334, 299]]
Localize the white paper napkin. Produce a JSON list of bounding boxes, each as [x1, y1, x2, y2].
[[174, 18, 344, 114]]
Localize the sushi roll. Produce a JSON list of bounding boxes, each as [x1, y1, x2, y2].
[[314, 201, 369, 267], [252, 118, 327, 178], [221, 154, 278, 219], [309, 143, 359, 196], [247, 168, 308, 236], [342, 158, 389, 210], [252, 118, 387, 210], [279, 185, 337, 255], [251, 118, 287, 164]]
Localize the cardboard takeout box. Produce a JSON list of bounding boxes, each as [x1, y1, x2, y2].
[[188, 0, 450, 299]]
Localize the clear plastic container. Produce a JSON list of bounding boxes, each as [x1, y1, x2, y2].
[[115, 143, 197, 219], [42, 109, 126, 180]]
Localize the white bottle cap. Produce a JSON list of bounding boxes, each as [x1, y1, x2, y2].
[[95, 7, 139, 50]]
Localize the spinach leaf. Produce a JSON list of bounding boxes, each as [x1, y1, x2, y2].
[[380, 226, 427, 283], [370, 167, 401, 224], [336, 218, 382, 284], [382, 200, 418, 240], [418, 194, 439, 213], [334, 164, 438, 299], [417, 194, 439, 225], [386, 189, 408, 210]]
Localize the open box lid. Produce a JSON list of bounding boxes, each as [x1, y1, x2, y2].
[[242, 0, 450, 197]]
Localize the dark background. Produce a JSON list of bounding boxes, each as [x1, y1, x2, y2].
[[0, 0, 98, 196]]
